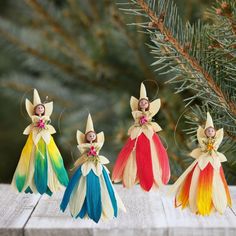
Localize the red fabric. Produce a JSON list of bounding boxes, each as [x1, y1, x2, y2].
[[136, 133, 154, 191], [153, 133, 170, 184], [112, 138, 136, 182]]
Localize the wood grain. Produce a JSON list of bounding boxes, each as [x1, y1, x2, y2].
[[0, 184, 40, 236], [24, 185, 167, 236], [1, 184, 236, 236], [161, 187, 236, 236]]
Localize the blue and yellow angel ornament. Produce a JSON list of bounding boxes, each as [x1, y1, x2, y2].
[[60, 114, 126, 223]]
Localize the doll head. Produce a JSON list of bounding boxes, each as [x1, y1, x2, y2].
[[85, 131, 97, 143], [34, 104, 45, 116], [138, 98, 150, 111], [204, 126, 216, 138]]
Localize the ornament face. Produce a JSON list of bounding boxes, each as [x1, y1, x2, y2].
[[34, 104, 45, 116], [138, 98, 149, 110], [205, 127, 216, 138], [86, 131, 97, 142]]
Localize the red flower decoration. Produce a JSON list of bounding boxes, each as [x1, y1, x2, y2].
[[37, 119, 46, 129], [139, 115, 148, 125], [88, 146, 97, 157]]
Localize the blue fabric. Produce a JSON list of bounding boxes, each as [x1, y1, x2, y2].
[[25, 187, 33, 194], [34, 142, 48, 194], [60, 167, 82, 212], [76, 199, 87, 219], [102, 167, 118, 217], [46, 187, 53, 196], [86, 170, 102, 223]]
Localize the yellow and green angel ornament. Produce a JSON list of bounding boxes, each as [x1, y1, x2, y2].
[[12, 89, 68, 195]]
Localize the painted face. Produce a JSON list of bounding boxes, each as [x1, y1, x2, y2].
[[35, 104, 45, 116], [139, 99, 149, 110], [86, 131, 97, 142], [205, 127, 216, 138]]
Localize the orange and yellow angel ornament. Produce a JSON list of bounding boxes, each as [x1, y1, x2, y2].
[[171, 112, 231, 215]]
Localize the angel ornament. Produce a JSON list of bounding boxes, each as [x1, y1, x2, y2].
[[60, 114, 126, 223], [12, 89, 68, 195], [112, 83, 170, 191], [171, 112, 232, 215]]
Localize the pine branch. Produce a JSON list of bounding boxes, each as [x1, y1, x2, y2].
[[0, 27, 110, 89], [214, 1, 236, 35], [134, 0, 236, 116], [0, 28, 75, 75], [67, 0, 92, 27], [118, 0, 236, 143], [112, 5, 157, 83], [25, 0, 96, 70]]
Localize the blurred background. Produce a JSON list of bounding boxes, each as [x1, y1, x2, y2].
[[2, 0, 235, 184]]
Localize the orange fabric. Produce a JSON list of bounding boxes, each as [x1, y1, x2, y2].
[[175, 164, 196, 208], [197, 163, 214, 215], [220, 166, 232, 207]]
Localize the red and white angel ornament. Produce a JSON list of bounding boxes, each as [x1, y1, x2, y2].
[[171, 112, 232, 215], [112, 82, 170, 191]]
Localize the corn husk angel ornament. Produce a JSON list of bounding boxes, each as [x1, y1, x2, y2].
[[171, 112, 232, 216], [112, 83, 170, 191], [60, 114, 126, 223], [12, 89, 69, 195]]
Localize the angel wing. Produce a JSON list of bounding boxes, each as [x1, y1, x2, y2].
[[76, 130, 85, 145], [149, 99, 161, 116], [214, 128, 224, 150], [25, 99, 34, 117], [44, 102, 53, 117], [189, 148, 202, 159], [97, 131, 105, 146], [197, 126, 205, 148], [130, 96, 139, 111]]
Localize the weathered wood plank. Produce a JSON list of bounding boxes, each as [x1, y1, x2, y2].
[[24, 185, 168, 236], [162, 186, 236, 236], [1, 184, 236, 236], [0, 184, 40, 236]]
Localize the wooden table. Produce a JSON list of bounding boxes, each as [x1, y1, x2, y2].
[[1, 184, 236, 236]]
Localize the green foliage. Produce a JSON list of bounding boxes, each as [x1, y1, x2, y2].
[[118, 0, 236, 182]]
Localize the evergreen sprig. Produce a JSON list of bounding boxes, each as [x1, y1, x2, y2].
[[119, 0, 236, 141]]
